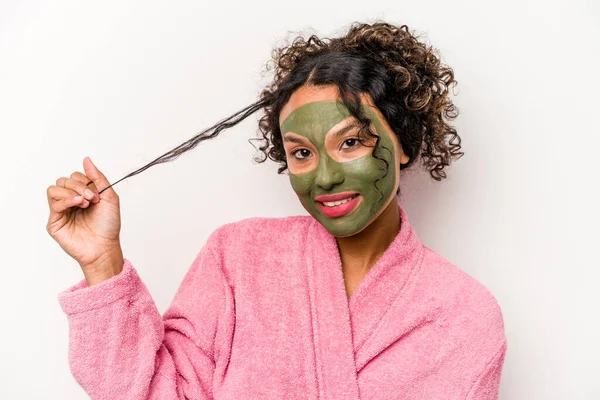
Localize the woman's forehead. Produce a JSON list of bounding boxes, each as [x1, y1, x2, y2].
[[279, 85, 376, 127], [279, 85, 340, 125], [280, 101, 353, 137]]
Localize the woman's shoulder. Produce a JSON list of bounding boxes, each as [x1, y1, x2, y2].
[[418, 246, 506, 343], [205, 213, 314, 249], [200, 214, 314, 282]]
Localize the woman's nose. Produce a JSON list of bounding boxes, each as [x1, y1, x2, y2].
[[314, 156, 344, 190]]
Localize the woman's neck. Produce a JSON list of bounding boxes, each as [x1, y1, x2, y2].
[[335, 199, 401, 275]]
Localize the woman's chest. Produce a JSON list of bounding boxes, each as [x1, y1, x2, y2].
[[212, 278, 460, 400]]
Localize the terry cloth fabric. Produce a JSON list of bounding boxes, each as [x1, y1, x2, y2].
[[57, 203, 507, 399]]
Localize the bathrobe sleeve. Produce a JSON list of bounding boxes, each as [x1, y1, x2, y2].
[[465, 340, 508, 400], [57, 234, 234, 400]]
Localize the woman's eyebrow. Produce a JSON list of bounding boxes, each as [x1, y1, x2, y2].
[[282, 120, 362, 144], [282, 134, 306, 144], [327, 122, 359, 140]]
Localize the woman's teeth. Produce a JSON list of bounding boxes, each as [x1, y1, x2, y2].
[[321, 194, 358, 207]]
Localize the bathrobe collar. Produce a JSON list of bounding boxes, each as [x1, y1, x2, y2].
[[306, 202, 425, 398]]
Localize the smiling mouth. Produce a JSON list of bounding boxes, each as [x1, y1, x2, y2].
[[315, 193, 362, 218], [317, 193, 360, 207]]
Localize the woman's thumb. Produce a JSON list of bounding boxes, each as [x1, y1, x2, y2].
[[83, 157, 116, 198]]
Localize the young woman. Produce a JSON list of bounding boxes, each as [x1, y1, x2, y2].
[[46, 22, 507, 399]]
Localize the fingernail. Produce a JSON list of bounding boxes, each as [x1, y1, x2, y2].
[[84, 189, 94, 198]]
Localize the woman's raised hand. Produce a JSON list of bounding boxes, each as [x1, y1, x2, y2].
[[46, 157, 124, 285]]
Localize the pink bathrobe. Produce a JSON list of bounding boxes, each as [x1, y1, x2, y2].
[[58, 204, 507, 399]]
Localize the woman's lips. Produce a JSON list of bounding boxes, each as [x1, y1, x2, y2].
[[316, 194, 362, 218], [314, 191, 358, 202]]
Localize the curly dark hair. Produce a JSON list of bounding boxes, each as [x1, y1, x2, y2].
[[97, 21, 463, 195]]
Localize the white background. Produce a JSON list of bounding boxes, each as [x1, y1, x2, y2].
[[1, 0, 598, 398]]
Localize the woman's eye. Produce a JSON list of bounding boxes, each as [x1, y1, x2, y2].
[[292, 149, 312, 160], [341, 138, 359, 149]]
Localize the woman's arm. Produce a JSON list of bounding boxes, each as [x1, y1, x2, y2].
[[57, 235, 234, 400]]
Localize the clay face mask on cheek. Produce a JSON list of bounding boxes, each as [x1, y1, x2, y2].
[[281, 100, 397, 237]]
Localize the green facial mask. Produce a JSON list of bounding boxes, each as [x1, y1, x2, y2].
[[280, 100, 397, 237]]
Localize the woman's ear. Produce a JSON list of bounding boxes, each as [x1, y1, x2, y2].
[[400, 152, 410, 165], [396, 139, 410, 165]]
